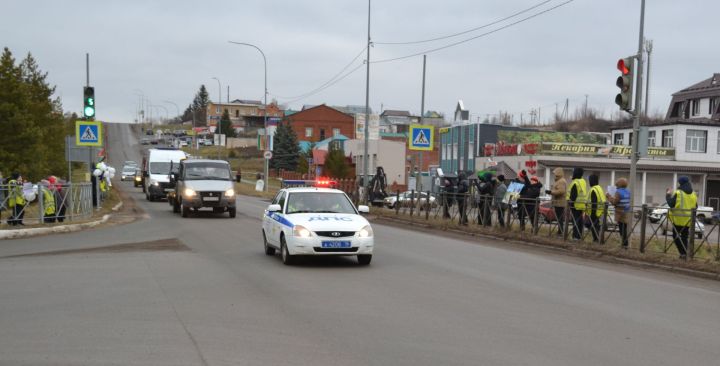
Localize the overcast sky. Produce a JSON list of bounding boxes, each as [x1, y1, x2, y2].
[[3, 0, 718, 124]]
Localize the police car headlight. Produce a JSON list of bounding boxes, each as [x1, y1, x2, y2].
[[184, 188, 196, 197], [293, 225, 312, 238], [357, 225, 374, 238], [224, 188, 235, 197]]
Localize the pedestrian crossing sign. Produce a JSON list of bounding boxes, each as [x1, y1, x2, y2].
[[409, 124, 434, 151], [75, 120, 103, 147]]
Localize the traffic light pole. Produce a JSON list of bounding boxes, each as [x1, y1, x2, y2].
[[629, 0, 645, 224]]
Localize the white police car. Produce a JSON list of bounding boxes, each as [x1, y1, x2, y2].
[[262, 187, 374, 265]]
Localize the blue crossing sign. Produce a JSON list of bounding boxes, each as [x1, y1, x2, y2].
[[75, 120, 103, 147], [409, 124, 434, 151]]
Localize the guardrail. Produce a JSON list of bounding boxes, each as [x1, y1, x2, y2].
[[0, 183, 94, 228], [383, 189, 720, 262]]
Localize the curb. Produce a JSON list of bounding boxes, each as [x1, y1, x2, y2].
[[112, 200, 124, 211], [371, 214, 720, 281], [0, 214, 112, 240]]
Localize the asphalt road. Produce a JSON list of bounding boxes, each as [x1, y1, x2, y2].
[[1, 123, 719, 366]]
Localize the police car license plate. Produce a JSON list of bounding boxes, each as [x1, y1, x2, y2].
[[321, 241, 351, 248], [203, 196, 219, 201]]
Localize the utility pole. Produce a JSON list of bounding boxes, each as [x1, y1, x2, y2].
[[212, 77, 222, 159], [418, 54, 427, 188], [362, 0, 371, 204], [584, 94, 589, 119], [644, 39, 653, 116], [629, 0, 646, 211]]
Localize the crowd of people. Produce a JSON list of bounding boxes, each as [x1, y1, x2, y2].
[[0, 172, 68, 226], [438, 168, 699, 259]]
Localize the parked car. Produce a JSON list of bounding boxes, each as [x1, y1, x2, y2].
[[133, 169, 143, 187], [384, 191, 436, 209], [140, 138, 151, 145], [660, 219, 705, 239], [648, 203, 713, 223]]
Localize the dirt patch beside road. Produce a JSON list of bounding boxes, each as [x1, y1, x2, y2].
[[2, 238, 189, 258]]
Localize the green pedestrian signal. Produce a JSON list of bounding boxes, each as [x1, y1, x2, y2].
[[84, 86, 96, 119]]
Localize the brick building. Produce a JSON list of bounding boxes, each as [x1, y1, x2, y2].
[[283, 105, 355, 142], [207, 99, 283, 136]]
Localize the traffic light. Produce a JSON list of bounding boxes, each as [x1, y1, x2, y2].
[[83, 86, 95, 119], [615, 57, 635, 112]]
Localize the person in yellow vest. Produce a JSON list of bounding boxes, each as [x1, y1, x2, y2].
[[40, 180, 56, 223], [586, 174, 606, 243], [7, 172, 26, 226], [666, 176, 697, 259], [566, 167, 587, 240]]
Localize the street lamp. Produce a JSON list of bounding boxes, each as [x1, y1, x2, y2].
[[228, 41, 269, 191], [212, 77, 222, 159]]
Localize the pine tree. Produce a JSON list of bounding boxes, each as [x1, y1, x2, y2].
[[189, 85, 210, 125], [324, 144, 350, 179], [0, 48, 65, 181], [218, 109, 236, 138], [270, 123, 300, 171]]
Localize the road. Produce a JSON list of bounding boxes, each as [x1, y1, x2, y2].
[[1, 123, 719, 366]]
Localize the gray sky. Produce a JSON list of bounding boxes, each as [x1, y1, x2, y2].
[[3, 0, 718, 124]]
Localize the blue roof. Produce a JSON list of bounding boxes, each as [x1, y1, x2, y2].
[[298, 141, 312, 153], [315, 134, 349, 148]]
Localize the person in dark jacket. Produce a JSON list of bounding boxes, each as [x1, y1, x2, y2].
[[475, 172, 494, 226], [457, 171, 469, 225], [516, 170, 543, 230], [666, 176, 697, 259], [568, 167, 586, 240]]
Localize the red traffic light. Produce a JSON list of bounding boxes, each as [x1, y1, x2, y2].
[[617, 59, 630, 75]]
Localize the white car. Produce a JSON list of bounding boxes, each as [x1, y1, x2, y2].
[[648, 203, 713, 223], [262, 187, 374, 265], [384, 191, 436, 209]]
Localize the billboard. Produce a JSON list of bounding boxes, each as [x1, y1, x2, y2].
[[496, 130, 607, 145]]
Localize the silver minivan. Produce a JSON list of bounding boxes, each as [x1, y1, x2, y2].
[[168, 159, 236, 218]]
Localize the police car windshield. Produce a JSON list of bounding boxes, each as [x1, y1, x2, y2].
[[286, 192, 356, 215], [184, 163, 231, 180]]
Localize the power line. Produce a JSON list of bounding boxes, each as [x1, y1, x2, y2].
[[372, 0, 576, 64], [282, 63, 366, 105], [375, 0, 552, 45], [271, 46, 367, 100]]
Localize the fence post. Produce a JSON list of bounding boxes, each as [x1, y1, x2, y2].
[[426, 190, 431, 220], [600, 202, 608, 245], [533, 197, 540, 234], [395, 190, 400, 215], [688, 208, 696, 260], [505, 199, 512, 231], [39, 186, 45, 224], [639, 204, 648, 253], [409, 190, 415, 217]]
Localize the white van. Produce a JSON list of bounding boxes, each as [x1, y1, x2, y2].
[[143, 148, 188, 201]]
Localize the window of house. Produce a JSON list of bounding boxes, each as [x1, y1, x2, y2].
[[711, 98, 719, 115], [685, 129, 707, 153], [333, 128, 340, 137], [320, 128, 326, 141], [235, 110, 239, 117], [691, 99, 700, 116], [670, 102, 682, 117], [662, 129, 673, 147], [468, 142, 474, 160], [305, 127, 313, 138], [224, 108, 228, 115], [613, 133, 624, 145], [216, 107, 220, 114], [628, 132, 633, 146], [647, 130, 656, 147]]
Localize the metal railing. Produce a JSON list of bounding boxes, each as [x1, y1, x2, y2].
[[385, 189, 720, 262], [0, 183, 94, 228]]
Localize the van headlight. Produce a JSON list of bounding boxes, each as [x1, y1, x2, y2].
[[184, 188, 196, 197], [224, 188, 235, 197], [357, 225, 374, 238], [293, 225, 312, 238]]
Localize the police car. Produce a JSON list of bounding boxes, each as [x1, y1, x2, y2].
[[262, 186, 373, 265]]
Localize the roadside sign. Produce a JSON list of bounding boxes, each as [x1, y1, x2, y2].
[[264, 150, 273, 159], [75, 120, 103, 147], [409, 124, 434, 151]]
